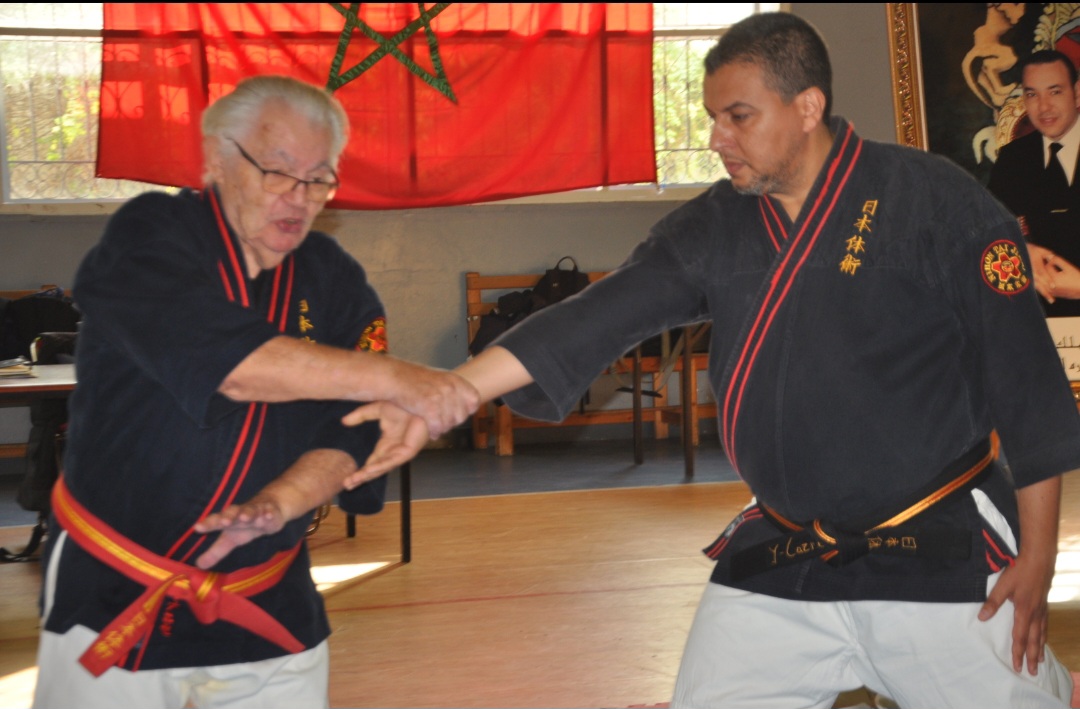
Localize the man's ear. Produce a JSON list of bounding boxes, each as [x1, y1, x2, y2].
[[797, 87, 827, 133], [1073, 80, 1080, 111], [203, 136, 227, 184]]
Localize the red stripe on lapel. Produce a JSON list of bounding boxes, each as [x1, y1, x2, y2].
[[721, 124, 861, 467], [758, 198, 785, 252]]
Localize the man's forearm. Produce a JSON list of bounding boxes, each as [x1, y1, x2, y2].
[[253, 448, 358, 522], [1015, 474, 1062, 567], [192, 448, 359, 569], [219, 336, 480, 436], [219, 335, 408, 403], [453, 346, 534, 403]]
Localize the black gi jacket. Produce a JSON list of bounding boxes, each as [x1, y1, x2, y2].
[[497, 119, 1080, 602]]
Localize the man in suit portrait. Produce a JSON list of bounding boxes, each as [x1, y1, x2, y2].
[[989, 49, 1080, 316]]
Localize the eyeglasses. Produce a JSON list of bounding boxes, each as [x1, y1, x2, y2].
[[229, 139, 339, 202]]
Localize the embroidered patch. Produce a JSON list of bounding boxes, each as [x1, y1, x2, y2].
[[356, 316, 388, 353], [981, 240, 1030, 295]]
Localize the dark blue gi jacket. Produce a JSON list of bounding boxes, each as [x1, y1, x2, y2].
[[44, 189, 385, 668]]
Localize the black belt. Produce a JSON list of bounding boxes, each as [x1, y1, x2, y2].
[[728, 439, 995, 581]]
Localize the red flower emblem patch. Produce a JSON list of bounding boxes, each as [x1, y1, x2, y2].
[[981, 240, 1030, 295], [356, 316, 388, 353]]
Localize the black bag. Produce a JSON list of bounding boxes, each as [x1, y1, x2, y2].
[[468, 289, 535, 357], [468, 257, 591, 357], [530, 256, 590, 311], [0, 288, 80, 360]]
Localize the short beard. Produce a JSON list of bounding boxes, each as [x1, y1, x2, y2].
[[732, 175, 774, 197], [730, 138, 803, 198]]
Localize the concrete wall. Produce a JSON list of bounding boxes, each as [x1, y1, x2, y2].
[[0, 4, 897, 445]]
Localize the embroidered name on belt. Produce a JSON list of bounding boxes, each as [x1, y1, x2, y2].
[[728, 519, 972, 581], [981, 240, 1030, 294]]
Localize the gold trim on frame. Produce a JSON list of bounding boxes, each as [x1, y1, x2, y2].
[[887, 3, 927, 149]]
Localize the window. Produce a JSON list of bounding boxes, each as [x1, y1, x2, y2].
[[0, 3, 161, 202], [0, 3, 779, 204]]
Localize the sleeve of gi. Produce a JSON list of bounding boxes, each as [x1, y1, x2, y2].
[[942, 179, 1080, 487]]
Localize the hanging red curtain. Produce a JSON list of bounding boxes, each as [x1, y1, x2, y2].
[[98, 3, 655, 209]]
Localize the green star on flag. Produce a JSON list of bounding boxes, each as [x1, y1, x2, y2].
[[327, 2, 456, 102]]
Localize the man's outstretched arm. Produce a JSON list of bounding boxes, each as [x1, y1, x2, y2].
[[219, 335, 479, 437]]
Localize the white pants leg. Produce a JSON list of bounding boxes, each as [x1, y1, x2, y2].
[[671, 578, 1072, 709], [32, 532, 329, 709], [32, 626, 329, 709]]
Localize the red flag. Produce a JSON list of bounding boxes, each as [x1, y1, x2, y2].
[[98, 3, 655, 209]]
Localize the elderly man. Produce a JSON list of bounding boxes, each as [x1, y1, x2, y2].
[[31, 75, 477, 709], [989, 50, 1080, 315], [352, 13, 1080, 708]]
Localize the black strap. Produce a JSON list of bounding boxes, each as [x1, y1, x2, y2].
[[729, 439, 992, 581]]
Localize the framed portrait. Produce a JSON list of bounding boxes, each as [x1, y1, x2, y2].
[[887, 4, 1080, 389], [886, 3, 1048, 185]]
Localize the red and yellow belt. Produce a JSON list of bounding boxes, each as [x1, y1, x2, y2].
[[52, 476, 305, 676]]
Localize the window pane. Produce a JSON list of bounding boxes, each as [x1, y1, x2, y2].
[[653, 36, 723, 185], [1, 30, 160, 201], [0, 3, 101, 31], [655, 3, 780, 31]]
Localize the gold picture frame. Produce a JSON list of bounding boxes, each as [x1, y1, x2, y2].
[[886, 3, 926, 149]]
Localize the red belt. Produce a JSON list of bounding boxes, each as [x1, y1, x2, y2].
[[52, 476, 305, 676]]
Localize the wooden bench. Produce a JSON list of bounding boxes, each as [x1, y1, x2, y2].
[[465, 271, 716, 470]]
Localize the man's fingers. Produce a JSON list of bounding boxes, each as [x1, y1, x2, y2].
[[342, 402, 384, 427], [978, 586, 1005, 622], [195, 535, 240, 569], [1021, 610, 1048, 675]]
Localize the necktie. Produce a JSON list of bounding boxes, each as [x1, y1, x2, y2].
[[1048, 141, 1069, 187]]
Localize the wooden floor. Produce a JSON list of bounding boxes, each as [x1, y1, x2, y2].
[[3, 474, 1080, 708]]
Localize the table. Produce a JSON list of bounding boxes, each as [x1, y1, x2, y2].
[[0, 365, 74, 562], [0, 364, 76, 404]]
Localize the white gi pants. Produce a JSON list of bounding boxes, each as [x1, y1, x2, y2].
[[672, 492, 1073, 709], [32, 532, 329, 709]]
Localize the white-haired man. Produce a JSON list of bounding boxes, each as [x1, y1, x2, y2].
[[32, 75, 478, 709]]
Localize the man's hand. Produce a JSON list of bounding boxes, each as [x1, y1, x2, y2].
[[191, 449, 360, 569], [342, 402, 429, 485], [977, 548, 1056, 674], [377, 363, 479, 438], [977, 475, 1061, 675], [193, 495, 286, 569], [220, 338, 479, 438], [1026, 243, 1080, 303]]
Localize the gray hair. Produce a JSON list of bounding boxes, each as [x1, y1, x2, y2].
[[201, 75, 349, 183]]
